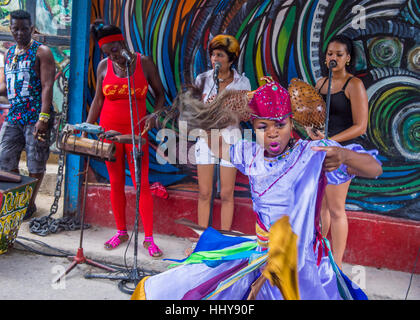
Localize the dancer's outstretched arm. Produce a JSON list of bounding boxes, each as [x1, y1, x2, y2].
[[312, 146, 382, 178]]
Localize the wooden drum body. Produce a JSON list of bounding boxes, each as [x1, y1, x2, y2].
[[58, 129, 116, 162]]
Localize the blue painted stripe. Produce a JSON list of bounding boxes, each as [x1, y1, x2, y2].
[[346, 199, 404, 212], [379, 170, 418, 178], [64, 0, 92, 215], [359, 193, 420, 203], [287, 44, 298, 83]]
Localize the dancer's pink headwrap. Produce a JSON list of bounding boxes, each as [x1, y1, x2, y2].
[[248, 78, 292, 121]]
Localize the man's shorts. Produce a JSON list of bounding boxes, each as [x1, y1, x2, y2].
[[0, 121, 51, 174]]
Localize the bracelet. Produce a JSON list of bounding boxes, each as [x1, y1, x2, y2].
[[39, 112, 50, 119], [39, 112, 50, 123]]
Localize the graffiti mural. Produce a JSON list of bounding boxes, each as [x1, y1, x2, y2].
[[35, 0, 72, 35], [88, 0, 420, 221]]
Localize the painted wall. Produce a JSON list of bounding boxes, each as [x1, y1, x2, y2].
[[88, 0, 420, 221]]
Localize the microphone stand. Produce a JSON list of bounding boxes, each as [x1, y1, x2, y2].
[[54, 154, 119, 283], [208, 70, 220, 227], [324, 61, 335, 139], [84, 55, 154, 294]]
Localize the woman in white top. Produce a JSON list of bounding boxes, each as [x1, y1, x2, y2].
[[194, 35, 251, 232]]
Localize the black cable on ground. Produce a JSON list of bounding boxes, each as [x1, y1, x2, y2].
[[118, 279, 138, 295], [405, 247, 420, 300], [14, 235, 159, 296], [14, 236, 127, 272], [15, 236, 72, 257], [116, 226, 159, 295]]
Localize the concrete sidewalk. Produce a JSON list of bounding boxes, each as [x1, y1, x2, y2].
[[9, 193, 418, 300], [6, 160, 419, 300], [17, 192, 191, 274]]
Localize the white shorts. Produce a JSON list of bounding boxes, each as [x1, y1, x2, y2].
[[194, 126, 242, 168]]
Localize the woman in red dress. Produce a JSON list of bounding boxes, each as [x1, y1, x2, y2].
[[86, 21, 165, 257]]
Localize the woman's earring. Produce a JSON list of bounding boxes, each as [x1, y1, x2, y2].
[[346, 61, 350, 66]]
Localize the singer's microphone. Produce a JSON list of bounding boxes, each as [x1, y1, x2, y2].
[[329, 60, 337, 68], [213, 62, 221, 80], [121, 50, 133, 64]]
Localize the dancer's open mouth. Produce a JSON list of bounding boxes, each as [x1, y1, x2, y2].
[[269, 142, 281, 153]]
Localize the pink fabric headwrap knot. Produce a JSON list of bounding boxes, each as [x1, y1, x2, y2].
[[249, 81, 292, 121]]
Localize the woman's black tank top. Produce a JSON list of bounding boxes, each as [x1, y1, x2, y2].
[[319, 77, 361, 145]]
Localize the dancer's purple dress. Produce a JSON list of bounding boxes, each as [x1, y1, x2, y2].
[[132, 138, 379, 300]]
